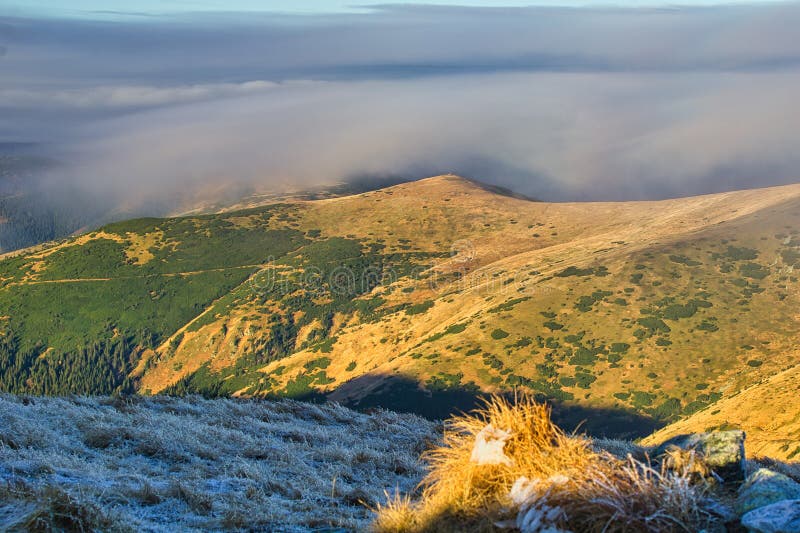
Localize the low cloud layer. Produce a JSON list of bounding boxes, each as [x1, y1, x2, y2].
[[0, 81, 280, 110], [2, 3, 800, 207]]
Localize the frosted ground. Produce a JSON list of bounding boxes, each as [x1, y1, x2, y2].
[[0, 395, 437, 532]]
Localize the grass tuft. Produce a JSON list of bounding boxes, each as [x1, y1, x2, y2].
[[0, 483, 126, 532], [372, 394, 712, 532]]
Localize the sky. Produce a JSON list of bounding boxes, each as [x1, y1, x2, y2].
[[2, 1, 791, 18], [1, 1, 800, 210]]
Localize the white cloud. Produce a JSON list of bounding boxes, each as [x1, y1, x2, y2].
[[4, 2, 800, 211], [0, 81, 281, 109], [62, 70, 800, 204]]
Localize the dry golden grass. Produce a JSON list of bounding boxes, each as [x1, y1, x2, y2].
[[661, 446, 712, 482], [644, 360, 800, 461], [262, 177, 800, 426], [373, 394, 713, 533]]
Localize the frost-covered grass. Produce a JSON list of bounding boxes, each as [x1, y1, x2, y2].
[[0, 395, 437, 532]]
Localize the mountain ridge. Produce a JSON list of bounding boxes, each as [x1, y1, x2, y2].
[[2, 175, 800, 458]]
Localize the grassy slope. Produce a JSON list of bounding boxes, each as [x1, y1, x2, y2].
[[0, 204, 310, 394], [2, 175, 800, 454], [0, 394, 435, 531], [249, 178, 800, 447], [643, 361, 800, 460]]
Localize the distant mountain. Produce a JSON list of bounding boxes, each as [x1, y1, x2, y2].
[[2, 175, 799, 455], [0, 147, 101, 253], [0, 152, 412, 254]]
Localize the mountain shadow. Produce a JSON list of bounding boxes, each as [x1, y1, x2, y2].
[[321, 374, 664, 440]]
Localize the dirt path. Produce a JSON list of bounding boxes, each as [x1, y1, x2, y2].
[[8, 264, 268, 286]]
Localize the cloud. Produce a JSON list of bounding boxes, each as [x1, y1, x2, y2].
[[0, 81, 280, 110], [4, 3, 800, 85], [58, 70, 800, 205], [3, 2, 800, 213]]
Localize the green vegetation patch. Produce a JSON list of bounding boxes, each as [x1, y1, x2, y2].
[[669, 254, 702, 267], [406, 300, 434, 315], [488, 297, 531, 313], [490, 329, 510, 340], [636, 317, 671, 335], [425, 322, 469, 343], [575, 290, 612, 312], [723, 245, 759, 261], [739, 262, 769, 280], [556, 265, 609, 278], [610, 343, 630, 353]]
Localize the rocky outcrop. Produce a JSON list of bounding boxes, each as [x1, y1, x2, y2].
[[655, 429, 746, 483], [741, 499, 800, 533], [738, 469, 800, 515], [653, 430, 800, 532]]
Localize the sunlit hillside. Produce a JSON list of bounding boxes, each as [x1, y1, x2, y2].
[[2, 176, 800, 455], [644, 362, 800, 460]]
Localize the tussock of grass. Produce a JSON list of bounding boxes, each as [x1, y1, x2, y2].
[[0, 481, 124, 532], [373, 394, 712, 532], [661, 445, 712, 482], [0, 394, 436, 531]]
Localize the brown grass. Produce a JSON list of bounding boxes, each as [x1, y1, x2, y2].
[[661, 445, 711, 482], [372, 394, 712, 532], [644, 361, 800, 462]]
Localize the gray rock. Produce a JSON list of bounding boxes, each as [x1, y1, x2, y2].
[[738, 469, 800, 515], [741, 499, 800, 533], [656, 430, 746, 483], [704, 497, 737, 522]]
